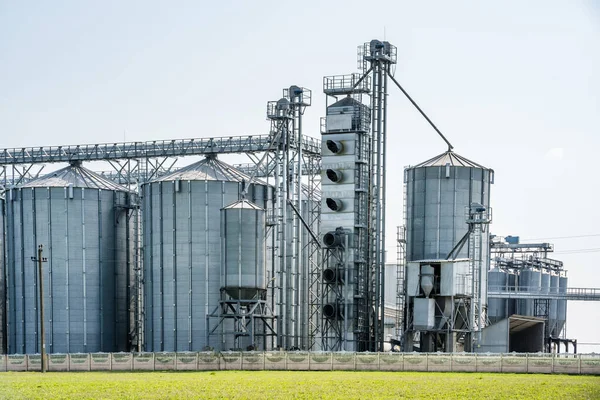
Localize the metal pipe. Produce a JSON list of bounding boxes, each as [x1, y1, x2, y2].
[[386, 71, 454, 151], [296, 98, 303, 349], [32, 245, 47, 373], [380, 64, 389, 352], [352, 66, 373, 90], [374, 61, 383, 352]]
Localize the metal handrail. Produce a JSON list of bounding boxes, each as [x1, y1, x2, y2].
[[0, 135, 322, 165], [488, 286, 600, 301]]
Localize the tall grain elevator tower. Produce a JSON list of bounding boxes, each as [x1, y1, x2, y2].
[[320, 40, 397, 351]]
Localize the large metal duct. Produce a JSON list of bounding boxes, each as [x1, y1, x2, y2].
[[142, 155, 271, 352], [5, 163, 136, 354]]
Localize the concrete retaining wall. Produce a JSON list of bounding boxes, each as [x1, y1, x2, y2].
[[2, 352, 598, 374]]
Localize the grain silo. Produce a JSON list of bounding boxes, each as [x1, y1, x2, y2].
[[405, 151, 493, 263], [557, 273, 568, 335], [549, 273, 560, 336], [405, 151, 493, 321], [221, 199, 266, 300], [487, 268, 508, 323], [142, 155, 271, 352], [5, 162, 136, 354], [518, 268, 541, 316], [219, 199, 268, 349], [0, 199, 5, 354]]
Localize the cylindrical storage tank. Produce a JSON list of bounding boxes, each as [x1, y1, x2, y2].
[[142, 155, 271, 352], [6, 163, 136, 354], [541, 271, 551, 294], [518, 268, 541, 316], [549, 274, 559, 336], [507, 272, 517, 317], [0, 198, 5, 354], [557, 274, 568, 335], [405, 151, 493, 321], [487, 268, 507, 323], [405, 151, 493, 262], [221, 200, 266, 300]]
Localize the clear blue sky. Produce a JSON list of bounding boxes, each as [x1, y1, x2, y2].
[[1, 0, 599, 351]]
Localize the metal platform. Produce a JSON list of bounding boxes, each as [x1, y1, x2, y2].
[[0, 134, 321, 165]]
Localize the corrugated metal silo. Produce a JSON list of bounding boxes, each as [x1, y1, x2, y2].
[[507, 272, 517, 317], [405, 151, 493, 328], [541, 270, 551, 294], [6, 162, 136, 354], [0, 199, 5, 354], [518, 268, 541, 316], [549, 273, 559, 336], [487, 268, 507, 323], [557, 274, 568, 335], [142, 155, 271, 352], [221, 200, 266, 300], [405, 151, 493, 261]]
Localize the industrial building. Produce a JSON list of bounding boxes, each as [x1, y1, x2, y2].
[[0, 39, 599, 356]]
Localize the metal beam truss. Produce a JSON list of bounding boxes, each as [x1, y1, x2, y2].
[[262, 86, 323, 351], [362, 40, 396, 352], [0, 136, 321, 189], [208, 291, 277, 351], [0, 129, 323, 352]]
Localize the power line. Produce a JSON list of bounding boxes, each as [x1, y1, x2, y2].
[[521, 234, 600, 241], [554, 247, 600, 255]]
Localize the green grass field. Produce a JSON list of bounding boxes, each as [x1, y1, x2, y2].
[[0, 371, 598, 399]]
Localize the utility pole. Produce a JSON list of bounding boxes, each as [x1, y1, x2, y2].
[[31, 245, 47, 373]]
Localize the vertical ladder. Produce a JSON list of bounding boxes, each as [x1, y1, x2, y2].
[[395, 226, 406, 340]]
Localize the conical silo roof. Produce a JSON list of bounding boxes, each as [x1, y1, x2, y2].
[[328, 96, 364, 109], [154, 155, 267, 185], [222, 199, 263, 210], [20, 162, 129, 191], [412, 151, 490, 170]]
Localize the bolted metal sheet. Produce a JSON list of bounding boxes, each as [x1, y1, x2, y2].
[[142, 157, 271, 352], [221, 200, 266, 300], [487, 269, 508, 323], [5, 166, 136, 354], [0, 199, 5, 354], [557, 275, 568, 335], [405, 157, 492, 262], [518, 268, 541, 317], [549, 274, 560, 336]]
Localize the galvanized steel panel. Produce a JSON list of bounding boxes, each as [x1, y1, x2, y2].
[[557, 276, 568, 335], [0, 199, 5, 354], [406, 163, 492, 262], [221, 201, 266, 300], [6, 175, 135, 355], [142, 175, 270, 352], [518, 269, 541, 316], [488, 269, 508, 323]]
